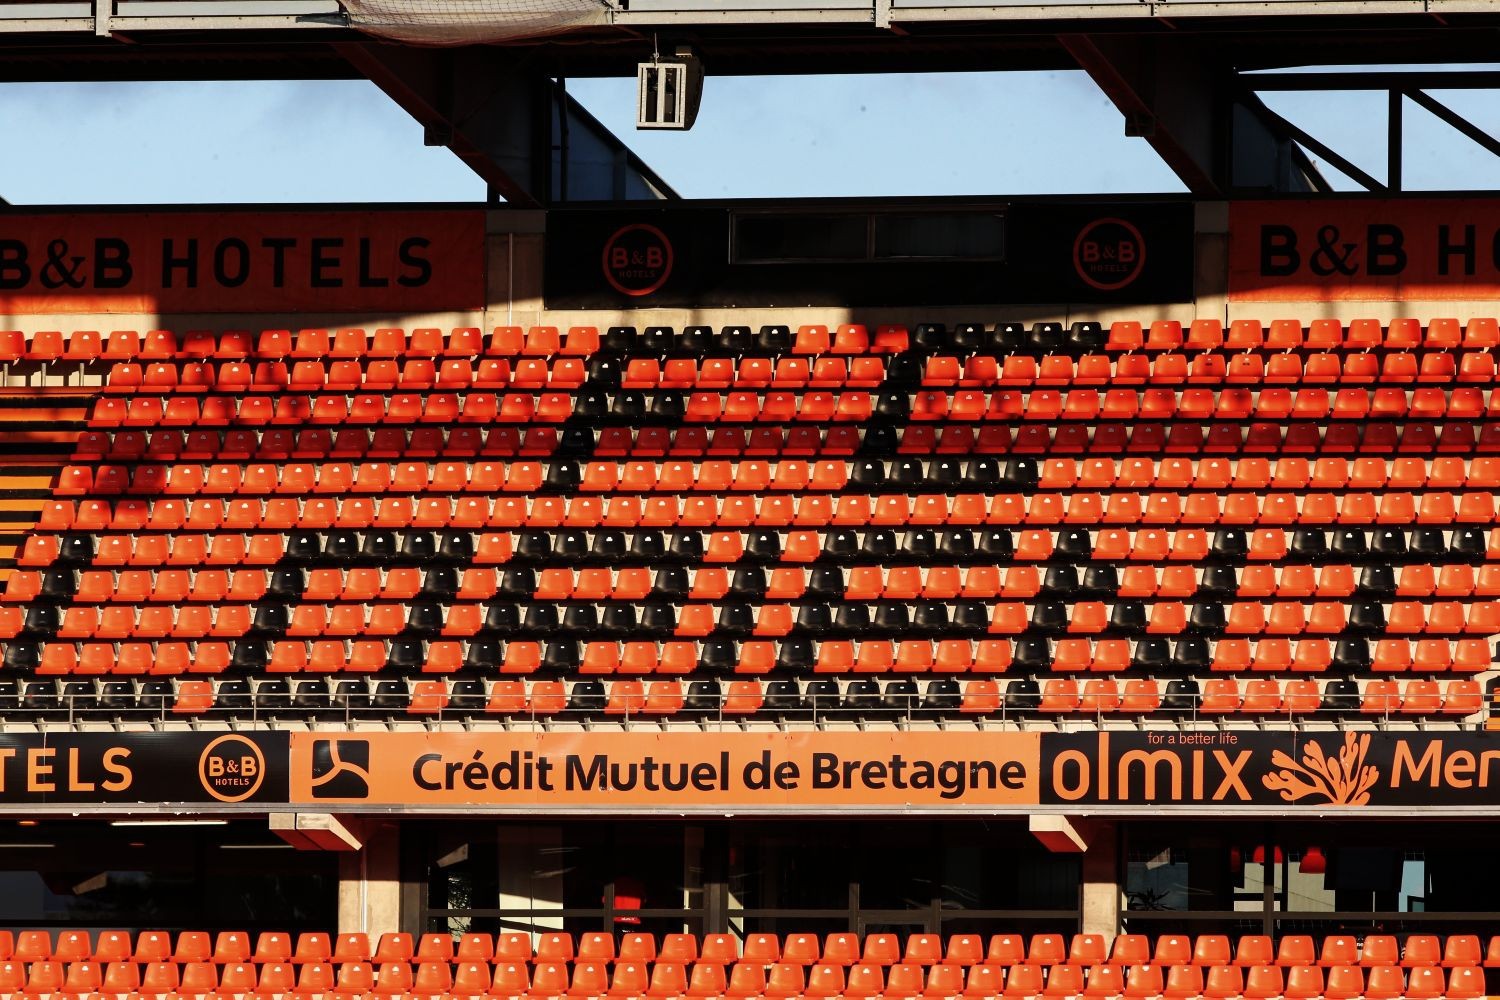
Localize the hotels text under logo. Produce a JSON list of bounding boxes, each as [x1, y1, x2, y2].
[[0, 210, 486, 313]]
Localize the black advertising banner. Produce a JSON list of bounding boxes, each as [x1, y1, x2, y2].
[[544, 200, 1193, 309], [7, 730, 1500, 812], [0, 732, 288, 805], [1040, 731, 1500, 809]]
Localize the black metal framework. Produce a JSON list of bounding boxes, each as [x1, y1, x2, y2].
[[1121, 820, 1500, 938], [411, 819, 1082, 939], [1237, 71, 1500, 194]]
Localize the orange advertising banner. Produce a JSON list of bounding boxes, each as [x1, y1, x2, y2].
[[289, 731, 1041, 810], [0, 209, 486, 314], [1228, 199, 1500, 301]]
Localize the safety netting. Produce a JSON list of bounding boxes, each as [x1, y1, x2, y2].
[[340, 0, 611, 44]]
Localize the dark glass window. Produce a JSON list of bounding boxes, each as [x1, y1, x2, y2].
[[874, 213, 1005, 259], [0, 820, 335, 930], [734, 214, 868, 262]]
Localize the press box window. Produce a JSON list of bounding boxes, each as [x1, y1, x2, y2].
[[734, 214, 868, 262], [733, 210, 1006, 263], [875, 213, 1005, 260]]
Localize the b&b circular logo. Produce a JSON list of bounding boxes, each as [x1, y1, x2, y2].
[[1073, 217, 1146, 291], [198, 734, 266, 803], [602, 223, 674, 297]]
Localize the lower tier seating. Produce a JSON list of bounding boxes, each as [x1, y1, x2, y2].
[[0, 930, 1493, 998]]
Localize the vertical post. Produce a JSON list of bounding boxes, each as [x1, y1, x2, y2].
[[1079, 821, 1121, 937], [1388, 89, 1403, 193], [339, 822, 402, 938], [1261, 827, 1275, 937]]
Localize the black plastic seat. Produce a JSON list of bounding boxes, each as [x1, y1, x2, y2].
[[952, 601, 989, 634], [254, 678, 292, 711], [1332, 638, 1372, 671], [756, 325, 791, 353], [873, 602, 911, 631], [1004, 678, 1040, 712], [716, 604, 753, 636], [684, 680, 721, 711], [1371, 528, 1407, 557], [844, 678, 883, 711], [1348, 603, 1386, 632], [923, 678, 961, 710], [776, 638, 814, 671], [1198, 565, 1238, 597], [449, 680, 486, 712], [1188, 604, 1226, 634], [1082, 566, 1117, 596], [541, 639, 580, 670], [22, 606, 58, 636], [21, 680, 58, 712], [804, 679, 840, 712], [286, 532, 322, 561], [523, 603, 560, 632], [669, 531, 704, 561], [39, 569, 77, 601], [1172, 637, 1211, 671], [465, 638, 504, 670], [215, 678, 253, 711], [882, 678, 920, 712], [231, 640, 268, 670], [1163, 678, 1200, 712], [604, 326, 637, 353], [698, 640, 737, 672], [1330, 528, 1369, 558], [640, 602, 676, 636], [292, 679, 329, 710], [399, 532, 436, 561], [1131, 638, 1170, 672], [1012, 638, 1051, 671], [1001, 459, 1038, 489], [329, 678, 368, 710], [61, 680, 96, 712], [1109, 602, 1147, 633], [610, 391, 646, 421], [630, 531, 666, 561], [1290, 529, 1328, 561], [99, 680, 134, 712], [1210, 529, 1247, 560], [600, 605, 637, 635], [762, 680, 804, 713], [1321, 679, 1361, 712], [1357, 565, 1396, 596], [1041, 566, 1080, 597], [567, 680, 606, 712]]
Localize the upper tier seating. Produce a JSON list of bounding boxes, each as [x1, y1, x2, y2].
[[0, 320, 1496, 718]]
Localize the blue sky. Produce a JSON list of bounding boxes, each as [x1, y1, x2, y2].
[[0, 73, 1497, 203]]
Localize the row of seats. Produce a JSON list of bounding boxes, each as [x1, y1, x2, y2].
[[87, 385, 1500, 427], [9, 629, 1485, 670], [39, 489, 1500, 533], [19, 526, 1500, 571], [6, 594, 1495, 638], [261, 673, 1500, 716], [76, 416, 1500, 460], [13, 561, 1500, 604], [90, 350, 1500, 395], [8, 930, 1500, 970], [0, 957, 1487, 998], [17, 671, 1489, 717], [10, 318, 1500, 365], [60, 452, 1500, 497]]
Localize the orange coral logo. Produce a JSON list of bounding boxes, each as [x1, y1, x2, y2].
[[1263, 733, 1379, 806]]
